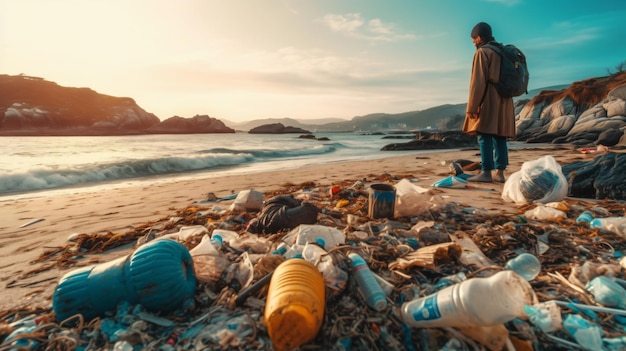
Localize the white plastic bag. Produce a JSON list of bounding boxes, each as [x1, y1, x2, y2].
[[394, 179, 432, 217], [285, 224, 346, 250], [229, 189, 264, 211], [502, 155, 568, 205], [523, 205, 567, 221]]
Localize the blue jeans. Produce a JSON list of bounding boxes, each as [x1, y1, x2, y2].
[[477, 133, 508, 171]]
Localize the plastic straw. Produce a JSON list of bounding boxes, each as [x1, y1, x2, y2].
[[554, 300, 626, 316]]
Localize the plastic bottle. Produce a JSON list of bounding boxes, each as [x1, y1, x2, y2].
[[348, 253, 387, 311], [562, 314, 604, 351], [302, 242, 348, 294], [294, 224, 346, 250], [589, 217, 626, 237], [52, 239, 196, 322], [576, 211, 594, 223], [400, 270, 536, 328], [585, 276, 626, 309], [189, 235, 230, 283], [265, 259, 325, 351], [212, 229, 239, 244], [504, 253, 541, 281]]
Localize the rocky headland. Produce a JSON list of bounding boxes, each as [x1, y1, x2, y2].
[[0, 74, 232, 135]]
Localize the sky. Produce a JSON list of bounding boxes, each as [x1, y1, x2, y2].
[[2, 0, 625, 123]]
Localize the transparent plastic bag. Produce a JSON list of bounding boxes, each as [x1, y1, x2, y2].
[[394, 178, 432, 217], [502, 155, 568, 205]]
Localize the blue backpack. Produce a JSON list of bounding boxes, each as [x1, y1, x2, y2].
[[484, 42, 529, 98]]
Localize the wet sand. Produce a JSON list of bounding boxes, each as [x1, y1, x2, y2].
[[0, 145, 589, 311]]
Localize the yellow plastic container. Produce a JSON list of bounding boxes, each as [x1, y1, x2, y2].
[[264, 259, 326, 351]]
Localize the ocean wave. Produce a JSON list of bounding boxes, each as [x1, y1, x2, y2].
[[0, 143, 343, 195], [0, 153, 255, 194], [197, 143, 340, 158]]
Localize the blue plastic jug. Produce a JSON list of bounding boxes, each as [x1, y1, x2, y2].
[[52, 239, 196, 322]]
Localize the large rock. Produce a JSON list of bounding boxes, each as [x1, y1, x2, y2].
[[248, 123, 311, 134], [562, 152, 626, 200], [145, 115, 235, 134], [514, 72, 626, 147], [381, 131, 477, 151]]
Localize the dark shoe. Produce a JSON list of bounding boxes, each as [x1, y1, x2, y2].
[[494, 170, 506, 183], [468, 171, 493, 183]]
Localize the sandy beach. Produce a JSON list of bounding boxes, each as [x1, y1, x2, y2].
[[0, 145, 591, 311]]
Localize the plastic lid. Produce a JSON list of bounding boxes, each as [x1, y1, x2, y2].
[[211, 234, 223, 245], [373, 297, 388, 311]]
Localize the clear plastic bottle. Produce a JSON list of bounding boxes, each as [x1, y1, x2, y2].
[[589, 217, 626, 237], [348, 253, 387, 311], [302, 242, 348, 294], [504, 253, 541, 281], [400, 270, 536, 328]]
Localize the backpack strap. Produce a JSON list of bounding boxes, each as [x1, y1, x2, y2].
[[477, 42, 501, 107]]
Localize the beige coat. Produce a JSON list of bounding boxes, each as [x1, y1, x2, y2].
[[463, 44, 516, 137]]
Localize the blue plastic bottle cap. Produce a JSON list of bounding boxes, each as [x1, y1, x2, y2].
[[211, 234, 223, 246], [315, 237, 326, 248]]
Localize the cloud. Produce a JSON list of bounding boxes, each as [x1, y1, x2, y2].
[[321, 13, 415, 42]]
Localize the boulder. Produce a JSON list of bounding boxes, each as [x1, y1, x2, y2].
[[381, 131, 477, 151], [145, 115, 235, 134], [562, 152, 626, 200], [248, 123, 311, 134]]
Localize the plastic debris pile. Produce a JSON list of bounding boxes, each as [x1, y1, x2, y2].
[[2, 173, 626, 351]]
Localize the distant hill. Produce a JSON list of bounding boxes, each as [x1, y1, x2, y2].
[[222, 117, 347, 131], [219, 104, 468, 133]]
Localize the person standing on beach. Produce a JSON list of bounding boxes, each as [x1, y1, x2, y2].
[[463, 22, 515, 183]]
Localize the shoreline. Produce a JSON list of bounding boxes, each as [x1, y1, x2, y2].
[[0, 145, 593, 310]]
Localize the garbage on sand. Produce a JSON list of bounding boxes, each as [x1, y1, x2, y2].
[[2, 171, 626, 351], [502, 155, 569, 205]]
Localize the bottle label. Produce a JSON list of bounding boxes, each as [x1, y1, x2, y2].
[[411, 295, 442, 321]]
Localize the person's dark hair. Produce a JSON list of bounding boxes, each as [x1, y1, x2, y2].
[[471, 22, 493, 41]]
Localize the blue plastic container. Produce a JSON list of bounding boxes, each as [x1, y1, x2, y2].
[[52, 239, 196, 322]]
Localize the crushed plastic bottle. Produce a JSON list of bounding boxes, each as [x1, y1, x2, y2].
[[524, 301, 562, 332], [589, 217, 626, 238], [291, 224, 346, 250], [190, 235, 230, 284], [562, 314, 604, 351], [302, 242, 348, 294], [3, 316, 40, 350], [585, 276, 626, 309], [349, 253, 388, 311], [400, 271, 537, 328]]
